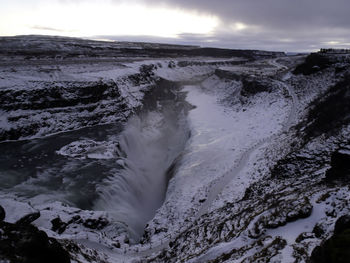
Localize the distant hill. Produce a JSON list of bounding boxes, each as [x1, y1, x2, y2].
[[0, 35, 285, 60]]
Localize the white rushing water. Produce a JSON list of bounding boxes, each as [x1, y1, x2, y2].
[[0, 80, 191, 242], [94, 108, 189, 240]]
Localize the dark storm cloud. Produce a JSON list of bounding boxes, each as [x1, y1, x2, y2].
[[98, 23, 350, 52], [130, 0, 350, 51], [143, 0, 350, 30], [94, 0, 350, 51], [96, 32, 334, 52]]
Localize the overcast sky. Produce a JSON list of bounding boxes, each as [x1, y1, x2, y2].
[[1, 0, 350, 52]]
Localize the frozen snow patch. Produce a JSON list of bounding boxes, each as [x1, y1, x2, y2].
[[0, 197, 37, 223], [56, 139, 117, 160]]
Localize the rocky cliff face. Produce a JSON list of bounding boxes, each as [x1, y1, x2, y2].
[[0, 61, 159, 141], [0, 205, 71, 263]]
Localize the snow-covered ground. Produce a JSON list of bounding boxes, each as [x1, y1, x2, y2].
[[144, 76, 290, 239]]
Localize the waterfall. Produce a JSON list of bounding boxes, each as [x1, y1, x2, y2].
[[94, 106, 189, 241]]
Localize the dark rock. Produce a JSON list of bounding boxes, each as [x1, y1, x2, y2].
[[82, 217, 108, 230], [213, 69, 274, 97], [310, 215, 350, 263], [313, 223, 326, 238], [214, 69, 241, 81], [248, 221, 265, 239], [296, 232, 315, 243], [241, 77, 272, 97], [0, 220, 70, 263], [293, 53, 332, 75], [70, 215, 82, 223], [0, 81, 119, 112], [301, 75, 350, 140], [124, 236, 130, 244], [0, 78, 130, 142], [139, 64, 156, 77], [335, 65, 347, 73], [325, 148, 350, 182], [259, 198, 313, 231], [51, 217, 68, 234], [0, 205, 5, 221], [16, 211, 41, 225], [154, 227, 168, 234], [242, 187, 253, 200], [286, 203, 313, 222], [334, 215, 350, 235], [113, 241, 121, 248], [168, 61, 176, 68]]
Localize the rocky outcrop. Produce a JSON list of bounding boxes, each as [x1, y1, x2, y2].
[[0, 70, 156, 141], [325, 147, 350, 182], [214, 69, 242, 81], [214, 69, 274, 97], [310, 215, 350, 263], [0, 205, 71, 263], [51, 215, 109, 235], [301, 74, 350, 140], [240, 77, 273, 97], [0, 81, 122, 111], [0, 205, 5, 221], [293, 53, 333, 75]]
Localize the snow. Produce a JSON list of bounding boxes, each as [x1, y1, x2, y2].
[[267, 200, 326, 243], [2, 46, 343, 263], [0, 113, 11, 130], [0, 197, 37, 223], [155, 62, 213, 82], [56, 139, 118, 160], [339, 148, 350, 155], [188, 235, 254, 263], [144, 71, 290, 244]]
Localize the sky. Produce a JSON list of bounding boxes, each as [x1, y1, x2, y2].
[[1, 0, 350, 52]]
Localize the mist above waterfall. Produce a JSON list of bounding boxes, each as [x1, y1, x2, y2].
[[93, 80, 192, 240]]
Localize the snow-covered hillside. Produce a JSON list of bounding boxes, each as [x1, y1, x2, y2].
[[0, 36, 349, 263]]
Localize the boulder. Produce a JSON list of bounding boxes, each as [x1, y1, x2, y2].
[[0, 207, 70, 263], [0, 205, 5, 222], [310, 215, 350, 263], [334, 215, 350, 235], [51, 217, 68, 234], [293, 53, 332, 75], [325, 147, 350, 182], [16, 211, 41, 225]]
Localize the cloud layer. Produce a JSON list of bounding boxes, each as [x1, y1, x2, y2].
[[142, 0, 350, 29], [125, 0, 350, 51], [3, 0, 350, 51]]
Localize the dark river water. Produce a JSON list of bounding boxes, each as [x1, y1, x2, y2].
[[0, 123, 122, 209]]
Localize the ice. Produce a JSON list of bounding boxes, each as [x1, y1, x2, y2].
[[0, 197, 37, 223], [146, 76, 289, 243], [267, 201, 326, 243], [56, 139, 118, 160]]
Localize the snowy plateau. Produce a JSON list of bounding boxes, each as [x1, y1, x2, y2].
[[0, 35, 350, 263]]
